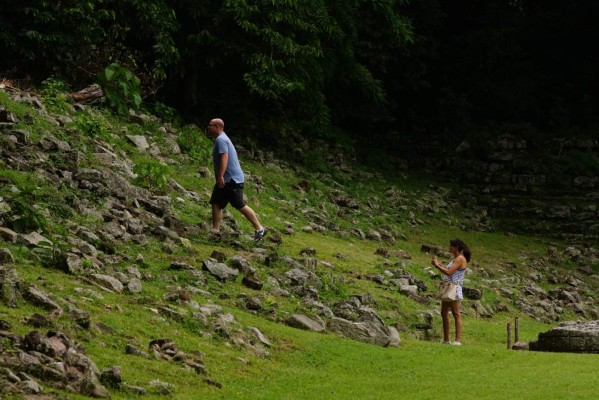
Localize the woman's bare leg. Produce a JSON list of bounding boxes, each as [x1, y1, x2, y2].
[[441, 301, 451, 342], [450, 301, 462, 342]]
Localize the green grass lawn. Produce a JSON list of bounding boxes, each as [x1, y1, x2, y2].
[[84, 313, 596, 400], [208, 316, 599, 400]]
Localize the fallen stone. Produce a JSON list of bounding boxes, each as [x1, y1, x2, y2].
[[0, 227, 18, 243], [248, 327, 271, 347], [23, 286, 62, 311], [18, 232, 53, 247], [202, 258, 239, 281], [126, 135, 150, 151], [285, 314, 325, 332], [512, 341, 529, 351], [100, 366, 122, 388], [89, 274, 124, 293], [0, 248, 15, 264], [328, 316, 394, 347], [127, 278, 143, 293], [0, 263, 20, 307], [242, 274, 263, 290]]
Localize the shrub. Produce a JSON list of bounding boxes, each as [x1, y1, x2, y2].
[[40, 77, 72, 114], [134, 159, 171, 191], [177, 126, 211, 162], [72, 111, 111, 141], [97, 63, 142, 115], [0, 173, 49, 233]]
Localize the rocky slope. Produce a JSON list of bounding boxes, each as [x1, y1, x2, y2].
[[1, 86, 598, 398]]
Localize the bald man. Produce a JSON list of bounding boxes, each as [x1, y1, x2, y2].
[[206, 118, 267, 242]]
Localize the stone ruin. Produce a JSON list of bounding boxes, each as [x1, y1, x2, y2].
[[529, 320, 599, 354]]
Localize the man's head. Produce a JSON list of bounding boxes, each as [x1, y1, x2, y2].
[[206, 118, 224, 138]]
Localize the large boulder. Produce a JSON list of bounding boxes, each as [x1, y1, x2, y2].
[[328, 317, 400, 347], [285, 314, 325, 332]]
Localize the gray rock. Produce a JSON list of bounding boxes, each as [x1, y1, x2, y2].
[[149, 379, 174, 396], [202, 258, 239, 281], [248, 327, 271, 347], [328, 316, 395, 347], [398, 284, 419, 297], [125, 265, 142, 279], [0, 263, 19, 307], [159, 306, 186, 321], [169, 261, 195, 270], [242, 274, 263, 290], [127, 278, 143, 293], [23, 286, 62, 311], [472, 301, 494, 318], [122, 384, 147, 395], [19, 379, 43, 394], [125, 344, 149, 358], [230, 255, 255, 274], [89, 274, 124, 293], [286, 314, 325, 332], [79, 242, 98, 257], [462, 287, 482, 300], [65, 253, 85, 274], [511, 341, 529, 351], [18, 232, 53, 247], [387, 326, 401, 347], [305, 300, 334, 318], [100, 366, 122, 388], [70, 308, 91, 329], [126, 135, 150, 151], [113, 272, 130, 284], [0, 227, 18, 243], [284, 268, 322, 289], [74, 287, 104, 300], [366, 230, 382, 241]]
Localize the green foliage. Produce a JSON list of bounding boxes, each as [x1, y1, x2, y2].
[[40, 77, 72, 114], [7, 196, 48, 233], [0, 172, 48, 233], [318, 272, 348, 301], [97, 63, 142, 115], [133, 159, 171, 191], [177, 125, 212, 162], [0, 0, 112, 76], [72, 111, 111, 141], [150, 101, 181, 125]]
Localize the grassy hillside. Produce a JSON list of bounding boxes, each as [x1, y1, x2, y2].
[[0, 84, 598, 399]]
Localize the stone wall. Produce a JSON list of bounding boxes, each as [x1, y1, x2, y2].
[[422, 134, 599, 240], [529, 320, 599, 353]]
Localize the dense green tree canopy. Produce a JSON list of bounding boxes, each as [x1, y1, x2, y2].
[[1, 0, 597, 156]]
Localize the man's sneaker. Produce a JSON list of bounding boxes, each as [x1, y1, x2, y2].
[[451, 341, 462, 346], [253, 228, 267, 242]]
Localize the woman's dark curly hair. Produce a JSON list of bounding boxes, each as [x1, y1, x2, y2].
[[450, 239, 471, 262]]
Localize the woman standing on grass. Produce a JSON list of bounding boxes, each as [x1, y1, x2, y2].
[[432, 239, 471, 345]]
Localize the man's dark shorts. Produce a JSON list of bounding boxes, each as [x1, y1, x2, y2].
[[209, 181, 246, 209]]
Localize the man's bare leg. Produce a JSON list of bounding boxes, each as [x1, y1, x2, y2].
[[211, 204, 223, 230], [238, 205, 262, 231]]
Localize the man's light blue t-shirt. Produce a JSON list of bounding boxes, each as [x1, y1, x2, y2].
[[212, 132, 245, 183]]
